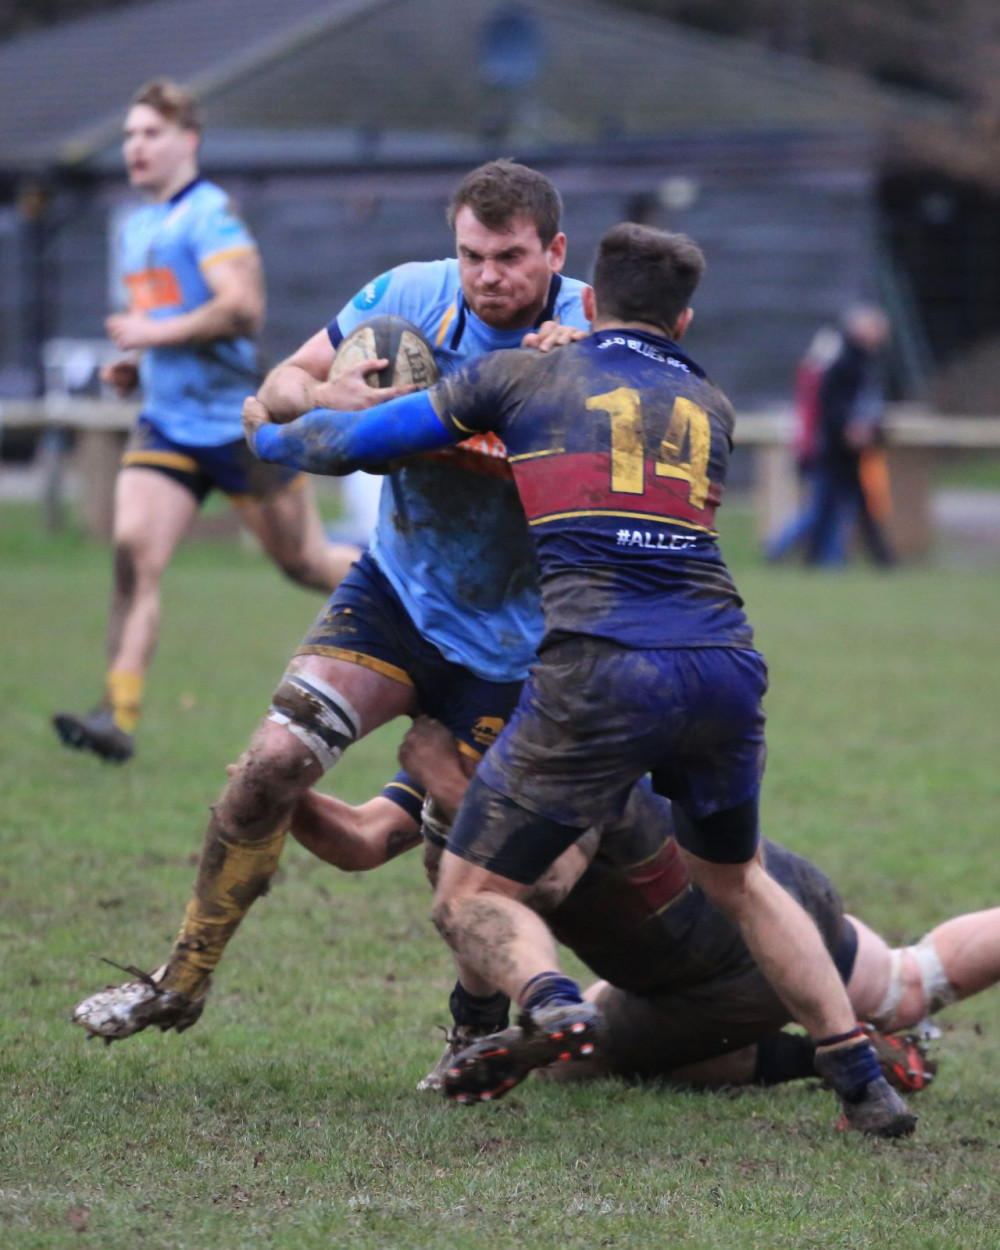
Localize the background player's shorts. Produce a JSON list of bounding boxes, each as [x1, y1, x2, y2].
[[296, 552, 523, 760], [122, 416, 303, 502], [593, 841, 857, 1077], [459, 636, 767, 880]]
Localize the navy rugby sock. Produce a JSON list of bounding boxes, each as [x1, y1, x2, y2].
[[449, 981, 510, 1034], [520, 972, 585, 1013], [814, 1026, 882, 1103]]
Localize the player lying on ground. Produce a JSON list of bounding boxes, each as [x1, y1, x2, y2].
[[290, 717, 993, 1101], [242, 223, 916, 1136]]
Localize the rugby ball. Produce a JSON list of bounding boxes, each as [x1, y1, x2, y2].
[[329, 315, 439, 391]]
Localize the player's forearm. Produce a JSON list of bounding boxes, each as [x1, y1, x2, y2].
[[154, 293, 262, 346], [257, 362, 325, 421], [252, 391, 453, 475], [291, 792, 419, 871]]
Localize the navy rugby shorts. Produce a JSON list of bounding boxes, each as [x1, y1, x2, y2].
[[449, 635, 768, 882], [123, 416, 302, 502], [592, 841, 858, 1078], [295, 552, 523, 760]]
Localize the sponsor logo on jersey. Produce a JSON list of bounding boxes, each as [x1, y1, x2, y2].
[[352, 272, 390, 311], [125, 267, 183, 313]]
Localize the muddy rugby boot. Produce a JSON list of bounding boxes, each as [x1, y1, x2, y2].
[[442, 1002, 602, 1104], [814, 1038, 917, 1138], [53, 706, 134, 762], [72, 964, 208, 1042], [862, 1024, 936, 1094]]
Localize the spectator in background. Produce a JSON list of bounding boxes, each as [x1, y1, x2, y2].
[[807, 304, 895, 567], [765, 306, 895, 568], [764, 325, 840, 562]]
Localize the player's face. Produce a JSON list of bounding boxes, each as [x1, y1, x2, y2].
[[454, 206, 566, 331], [122, 104, 198, 199]]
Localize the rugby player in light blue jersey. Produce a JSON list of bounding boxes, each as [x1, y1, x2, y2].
[[53, 80, 367, 764], [239, 223, 916, 1138], [72, 161, 589, 1042]]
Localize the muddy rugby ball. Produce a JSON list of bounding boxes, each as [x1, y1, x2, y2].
[[328, 315, 440, 392]]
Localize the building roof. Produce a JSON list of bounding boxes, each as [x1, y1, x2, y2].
[[0, 0, 986, 180]]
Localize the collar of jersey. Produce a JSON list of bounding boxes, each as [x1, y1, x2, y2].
[[592, 327, 706, 378], [167, 177, 203, 206]]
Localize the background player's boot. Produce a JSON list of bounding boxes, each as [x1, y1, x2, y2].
[[814, 1037, 917, 1137], [72, 965, 208, 1041], [862, 1023, 936, 1094], [442, 1002, 602, 1104], [53, 706, 134, 762]]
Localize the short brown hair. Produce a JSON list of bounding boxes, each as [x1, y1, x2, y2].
[[130, 79, 202, 133], [447, 159, 562, 246], [592, 224, 705, 332]]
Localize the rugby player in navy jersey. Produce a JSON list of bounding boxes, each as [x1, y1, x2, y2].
[[72, 161, 587, 1047], [243, 223, 915, 1136]]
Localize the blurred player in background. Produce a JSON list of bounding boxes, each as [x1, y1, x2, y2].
[[241, 223, 915, 1136], [53, 79, 362, 764], [72, 161, 588, 1033]]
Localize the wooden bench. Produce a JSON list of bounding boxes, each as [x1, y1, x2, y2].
[[3, 397, 1000, 554], [738, 406, 1000, 559]]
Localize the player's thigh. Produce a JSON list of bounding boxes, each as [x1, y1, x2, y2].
[[592, 978, 785, 1079], [234, 476, 323, 565], [844, 915, 894, 1021], [113, 467, 199, 572]]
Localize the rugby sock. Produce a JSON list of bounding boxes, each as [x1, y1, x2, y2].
[[449, 981, 510, 1033], [753, 1032, 818, 1086], [106, 669, 144, 733], [814, 1026, 882, 1103], [162, 825, 288, 997], [520, 972, 585, 1013]]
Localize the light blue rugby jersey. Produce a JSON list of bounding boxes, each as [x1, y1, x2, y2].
[[330, 259, 588, 682], [116, 179, 259, 446]]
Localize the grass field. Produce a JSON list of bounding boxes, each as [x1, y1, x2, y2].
[[2, 499, 999, 1248]]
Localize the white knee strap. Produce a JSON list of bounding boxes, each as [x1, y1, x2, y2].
[[871, 947, 906, 1028], [911, 937, 957, 1015], [872, 938, 956, 1028]]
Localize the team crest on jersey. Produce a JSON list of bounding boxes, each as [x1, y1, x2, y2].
[[471, 716, 504, 748], [352, 272, 390, 310]]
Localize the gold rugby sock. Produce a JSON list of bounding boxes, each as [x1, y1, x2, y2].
[[105, 669, 144, 734], [162, 826, 287, 997]]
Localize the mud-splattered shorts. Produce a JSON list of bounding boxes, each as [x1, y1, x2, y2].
[[123, 416, 303, 501], [592, 841, 858, 1077], [448, 635, 768, 882], [296, 552, 523, 760]]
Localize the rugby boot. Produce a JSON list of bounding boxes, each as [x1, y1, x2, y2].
[[418, 1025, 495, 1092], [72, 964, 208, 1042], [53, 706, 134, 762], [861, 1023, 936, 1094], [442, 1001, 602, 1104], [814, 1040, 917, 1138]]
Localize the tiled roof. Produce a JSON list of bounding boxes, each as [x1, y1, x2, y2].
[[0, 0, 966, 173]]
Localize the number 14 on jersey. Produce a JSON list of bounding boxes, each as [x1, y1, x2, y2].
[[587, 387, 712, 508]]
